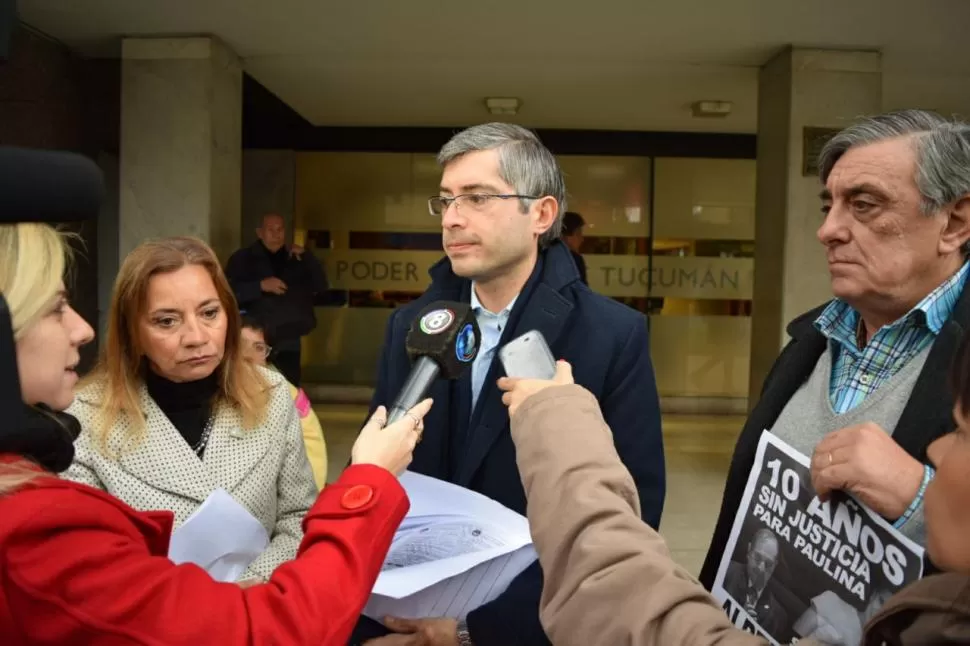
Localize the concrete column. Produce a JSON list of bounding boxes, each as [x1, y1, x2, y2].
[[748, 48, 881, 407], [119, 36, 242, 263]]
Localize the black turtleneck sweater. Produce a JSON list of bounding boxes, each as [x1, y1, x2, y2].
[[144, 369, 219, 456]]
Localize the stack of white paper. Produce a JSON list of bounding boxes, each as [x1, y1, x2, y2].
[[363, 471, 537, 621], [167, 488, 269, 582]]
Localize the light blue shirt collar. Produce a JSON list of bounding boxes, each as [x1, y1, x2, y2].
[[470, 284, 518, 316], [815, 260, 970, 344], [469, 284, 518, 414]]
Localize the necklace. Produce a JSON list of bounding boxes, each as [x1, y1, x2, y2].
[[191, 415, 216, 456]]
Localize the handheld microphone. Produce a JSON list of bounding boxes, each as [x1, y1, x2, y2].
[[386, 301, 481, 425], [0, 296, 20, 431], [0, 146, 105, 224], [0, 146, 104, 445]]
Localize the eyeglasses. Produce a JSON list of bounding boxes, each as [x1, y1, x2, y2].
[[250, 342, 272, 358], [427, 193, 541, 217]]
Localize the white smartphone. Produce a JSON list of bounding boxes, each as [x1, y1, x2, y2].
[[499, 330, 557, 380]]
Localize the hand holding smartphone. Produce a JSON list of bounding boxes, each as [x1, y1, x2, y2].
[[498, 330, 557, 380]]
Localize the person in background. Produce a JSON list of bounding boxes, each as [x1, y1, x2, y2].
[[64, 236, 317, 585], [561, 211, 588, 285], [699, 110, 970, 587], [225, 213, 329, 387], [496, 358, 970, 645], [241, 313, 329, 489], [357, 123, 664, 646], [0, 221, 433, 645]]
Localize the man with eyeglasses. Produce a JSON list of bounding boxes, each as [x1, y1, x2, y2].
[[353, 123, 665, 646]]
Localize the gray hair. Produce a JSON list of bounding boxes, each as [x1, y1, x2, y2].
[[818, 110, 970, 252], [437, 123, 567, 247]]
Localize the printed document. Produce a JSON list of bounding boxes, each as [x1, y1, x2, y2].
[[167, 488, 269, 582], [364, 471, 537, 621]]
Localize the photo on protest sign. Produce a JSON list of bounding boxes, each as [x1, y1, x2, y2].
[[711, 431, 924, 646]]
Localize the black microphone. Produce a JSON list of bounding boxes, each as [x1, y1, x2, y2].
[[0, 295, 20, 436], [386, 301, 481, 425], [0, 146, 105, 224]]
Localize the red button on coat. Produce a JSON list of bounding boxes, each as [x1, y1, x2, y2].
[[341, 485, 374, 509]]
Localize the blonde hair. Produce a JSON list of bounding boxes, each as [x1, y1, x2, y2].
[[86, 236, 269, 455], [0, 223, 74, 494], [0, 459, 48, 494], [0, 223, 71, 338]]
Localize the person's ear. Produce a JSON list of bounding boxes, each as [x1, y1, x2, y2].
[[939, 195, 970, 255], [532, 198, 559, 238]]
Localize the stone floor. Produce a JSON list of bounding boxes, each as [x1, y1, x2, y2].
[[316, 405, 742, 578]]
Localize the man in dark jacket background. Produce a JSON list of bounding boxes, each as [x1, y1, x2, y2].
[[561, 211, 588, 285], [225, 213, 328, 386], [353, 123, 665, 646]]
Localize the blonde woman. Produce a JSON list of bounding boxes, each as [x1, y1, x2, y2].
[[66, 236, 313, 584], [0, 221, 432, 644]]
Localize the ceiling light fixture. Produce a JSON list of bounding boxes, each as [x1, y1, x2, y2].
[[691, 100, 733, 118], [485, 97, 520, 115]]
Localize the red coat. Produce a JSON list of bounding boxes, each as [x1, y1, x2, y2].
[[0, 459, 408, 645]]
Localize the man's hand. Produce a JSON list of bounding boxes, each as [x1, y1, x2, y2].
[[289, 244, 304, 259], [811, 422, 924, 520], [497, 360, 574, 417], [260, 276, 287, 295], [363, 617, 459, 646]]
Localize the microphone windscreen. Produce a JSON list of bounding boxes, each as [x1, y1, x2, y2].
[[405, 301, 481, 380], [0, 147, 105, 224], [0, 296, 20, 432]]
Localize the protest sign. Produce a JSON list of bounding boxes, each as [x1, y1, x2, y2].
[[711, 432, 924, 645]]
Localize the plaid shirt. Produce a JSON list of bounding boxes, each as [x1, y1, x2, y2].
[[815, 262, 970, 414]]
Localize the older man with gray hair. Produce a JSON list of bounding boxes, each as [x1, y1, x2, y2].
[[701, 109, 970, 590], [353, 123, 665, 646]]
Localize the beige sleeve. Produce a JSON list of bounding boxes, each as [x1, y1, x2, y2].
[[511, 385, 771, 646]]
